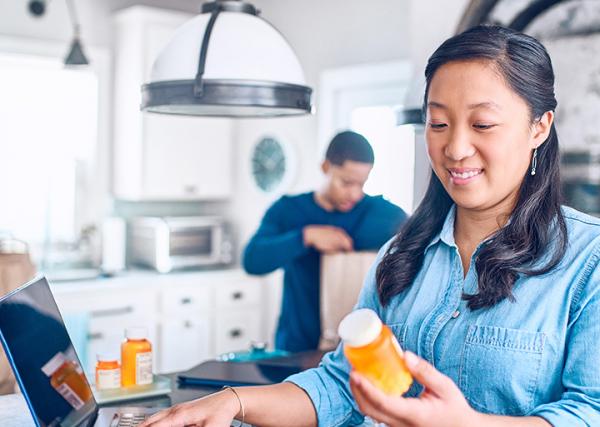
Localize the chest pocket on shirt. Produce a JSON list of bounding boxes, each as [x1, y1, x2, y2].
[[459, 325, 545, 415]]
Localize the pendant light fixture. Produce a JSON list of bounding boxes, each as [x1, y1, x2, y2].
[[64, 0, 89, 66], [141, 0, 313, 118]]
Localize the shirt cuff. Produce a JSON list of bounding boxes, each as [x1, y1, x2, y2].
[[285, 368, 356, 427]]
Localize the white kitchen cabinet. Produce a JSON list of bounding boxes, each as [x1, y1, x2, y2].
[[159, 316, 211, 373], [214, 310, 262, 356], [113, 6, 233, 201], [51, 270, 267, 375]]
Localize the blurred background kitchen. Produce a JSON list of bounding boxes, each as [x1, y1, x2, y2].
[[1, 0, 600, 384]]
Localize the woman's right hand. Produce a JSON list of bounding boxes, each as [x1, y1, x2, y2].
[[139, 388, 241, 427]]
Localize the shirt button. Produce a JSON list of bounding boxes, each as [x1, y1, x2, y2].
[[451, 310, 460, 319]]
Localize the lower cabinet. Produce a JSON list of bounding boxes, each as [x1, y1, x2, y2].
[[159, 316, 211, 373], [214, 310, 262, 356], [51, 270, 267, 377]]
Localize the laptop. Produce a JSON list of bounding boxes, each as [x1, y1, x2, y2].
[[0, 276, 246, 427]]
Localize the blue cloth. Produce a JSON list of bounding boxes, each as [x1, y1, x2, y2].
[[243, 192, 407, 352], [286, 205, 600, 426]]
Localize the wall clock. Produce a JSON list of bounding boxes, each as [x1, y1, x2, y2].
[[251, 136, 291, 193]]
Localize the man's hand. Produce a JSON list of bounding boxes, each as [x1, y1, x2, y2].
[[303, 225, 354, 253]]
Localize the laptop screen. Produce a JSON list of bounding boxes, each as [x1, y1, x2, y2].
[[0, 277, 97, 427]]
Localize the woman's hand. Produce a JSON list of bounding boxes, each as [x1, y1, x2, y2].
[[139, 388, 241, 427], [350, 351, 480, 427]]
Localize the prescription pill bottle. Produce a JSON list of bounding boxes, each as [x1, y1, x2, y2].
[[121, 327, 153, 387], [338, 308, 412, 395], [95, 353, 121, 390], [41, 351, 93, 409]]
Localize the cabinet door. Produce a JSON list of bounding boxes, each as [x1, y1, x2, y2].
[[143, 115, 233, 199], [113, 8, 233, 201], [159, 316, 211, 373]]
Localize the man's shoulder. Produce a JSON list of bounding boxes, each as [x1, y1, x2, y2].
[[362, 195, 407, 216], [274, 191, 313, 206], [267, 192, 314, 213]]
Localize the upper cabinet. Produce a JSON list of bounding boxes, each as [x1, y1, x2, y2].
[[113, 6, 233, 201]]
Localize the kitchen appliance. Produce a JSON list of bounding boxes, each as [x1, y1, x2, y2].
[[129, 216, 232, 273]]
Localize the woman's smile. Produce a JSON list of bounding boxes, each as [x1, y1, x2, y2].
[[448, 167, 484, 185]]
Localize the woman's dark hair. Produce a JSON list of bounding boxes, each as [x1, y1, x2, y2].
[[377, 25, 567, 309]]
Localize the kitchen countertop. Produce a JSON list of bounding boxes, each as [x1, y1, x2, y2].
[[0, 373, 222, 426]]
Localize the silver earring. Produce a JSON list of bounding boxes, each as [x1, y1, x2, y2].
[[530, 147, 538, 176]]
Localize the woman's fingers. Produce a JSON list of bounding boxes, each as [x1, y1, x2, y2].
[[403, 351, 456, 399], [350, 372, 417, 427]]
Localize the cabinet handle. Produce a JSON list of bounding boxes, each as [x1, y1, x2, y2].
[[181, 297, 192, 305], [229, 328, 243, 338], [231, 291, 243, 301], [184, 185, 197, 194], [184, 320, 193, 329], [90, 306, 134, 318], [87, 332, 105, 341]]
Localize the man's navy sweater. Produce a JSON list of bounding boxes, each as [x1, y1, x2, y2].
[[243, 192, 407, 352]]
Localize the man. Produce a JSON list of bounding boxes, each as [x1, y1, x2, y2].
[[243, 130, 407, 352]]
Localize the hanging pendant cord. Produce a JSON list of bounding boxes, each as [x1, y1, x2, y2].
[[194, 6, 222, 96], [65, 0, 81, 38]]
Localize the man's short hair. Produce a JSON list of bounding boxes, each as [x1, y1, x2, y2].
[[325, 130, 374, 166]]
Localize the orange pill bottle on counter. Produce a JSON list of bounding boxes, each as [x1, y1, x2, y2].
[[121, 327, 153, 387], [338, 308, 413, 395], [41, 351, 93, 409], [95, 353, 121, 390]]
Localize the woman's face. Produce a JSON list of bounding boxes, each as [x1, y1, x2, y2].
[[425, 59, 552, 214]]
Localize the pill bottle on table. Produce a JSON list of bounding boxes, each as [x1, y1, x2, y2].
[[41, 351, 93, 409], [95, 353, 121, 390], [121, 327, 153, 387], [338, 308, 412, 395]]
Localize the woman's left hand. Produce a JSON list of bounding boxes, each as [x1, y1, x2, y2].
[[350, 351, 480, 427]]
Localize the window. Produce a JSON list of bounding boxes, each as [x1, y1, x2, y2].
[[319, 61, 416, 213], [0, 52, 99, 266], [350, 106, 415, 212]]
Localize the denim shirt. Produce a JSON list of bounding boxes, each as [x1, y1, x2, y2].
[[286, 205, 600, 427]]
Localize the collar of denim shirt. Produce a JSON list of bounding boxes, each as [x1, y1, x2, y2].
[[424, 204, 457, 254]]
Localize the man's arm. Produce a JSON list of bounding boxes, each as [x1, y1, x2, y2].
[[354, 198, 407, 250], [242, 198, 311, 275]]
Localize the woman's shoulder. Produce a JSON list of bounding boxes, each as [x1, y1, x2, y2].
[[559, 206, 600, 270], [561, 206, 600, 238]]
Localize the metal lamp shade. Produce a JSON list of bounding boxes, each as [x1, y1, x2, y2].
[[64, 38, 89, 66], [141, 10, 313, 117]]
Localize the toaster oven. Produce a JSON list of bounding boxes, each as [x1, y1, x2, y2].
[[130, 216, 232, 273]]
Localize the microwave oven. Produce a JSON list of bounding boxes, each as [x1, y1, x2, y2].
[[129, 216, 233, 273]]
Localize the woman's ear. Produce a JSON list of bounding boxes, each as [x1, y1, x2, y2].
[[532, 110, 554, 149]]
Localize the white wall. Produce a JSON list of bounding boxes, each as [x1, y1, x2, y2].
[[0, 1, 200, 48], [0, 0, 470, 250]]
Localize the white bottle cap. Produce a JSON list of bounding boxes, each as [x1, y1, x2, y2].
[[338, 308, 383, 347], [96, 352, 119, 363], [125, 327, 148, 340], [41, 352, 66, 376]]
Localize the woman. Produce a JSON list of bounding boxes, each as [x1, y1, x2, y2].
[[141, 25, 600, 427]]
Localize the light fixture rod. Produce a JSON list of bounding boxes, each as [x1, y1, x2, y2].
[[194, 6, 221, 97], [65, 0, 81, 37]]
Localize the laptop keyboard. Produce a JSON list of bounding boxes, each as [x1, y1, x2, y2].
[[116, 414, 147, 427]]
